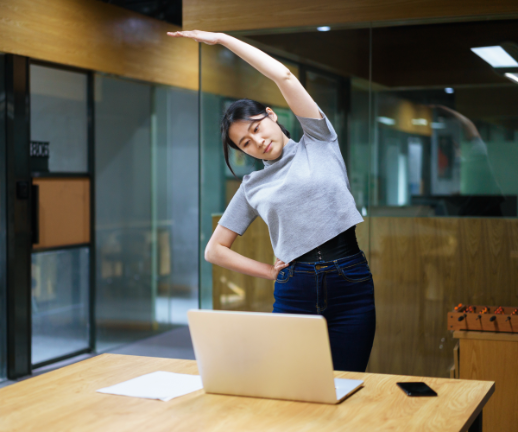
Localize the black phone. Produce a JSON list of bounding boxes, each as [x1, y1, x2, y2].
[[396, 382, 438, 397]]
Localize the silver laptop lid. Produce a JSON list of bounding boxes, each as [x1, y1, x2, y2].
[[188, 309, 338, 404]]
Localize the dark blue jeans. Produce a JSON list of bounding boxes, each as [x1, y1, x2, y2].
[[273, 251, 376, 372]]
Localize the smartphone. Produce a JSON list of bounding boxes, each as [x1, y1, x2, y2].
[[397, 382, 438, 397]]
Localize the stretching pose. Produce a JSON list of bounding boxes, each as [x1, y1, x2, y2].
[[168, 30, 376, 372]]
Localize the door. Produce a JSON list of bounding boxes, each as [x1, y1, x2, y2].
[[29, 62, 94, 367]]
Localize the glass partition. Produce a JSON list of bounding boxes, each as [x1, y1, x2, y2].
[[200, 38, 370, 312], [152, 86, 199, 326], [95, 75, 156, 351], [200, 21, 518, 381], [368, 19, 518, 378], [305, 70, 346, 154], [200, 43, 302, 310], [31, 248, 90, 364], [30, 64, 88, 173], [95, 75, 199, 351]]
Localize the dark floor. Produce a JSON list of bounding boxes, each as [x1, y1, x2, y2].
[[0, 326, 195, 389]]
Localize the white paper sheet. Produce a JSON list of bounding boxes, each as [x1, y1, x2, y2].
[[97, 371, 203, 402], [334, 378, 364, 400]]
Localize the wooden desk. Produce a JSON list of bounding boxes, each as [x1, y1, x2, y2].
[[0, 354, 494, 432]]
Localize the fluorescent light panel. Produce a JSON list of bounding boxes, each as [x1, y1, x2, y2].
[[317, 26, 331, 32], [505, 73, 518, 84], [471, 46, 518, 68], [411, 118, 428, 126], [377, 116, 395, 125]]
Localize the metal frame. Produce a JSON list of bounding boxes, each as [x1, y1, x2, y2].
[[29, 59, 97, 365], [4, 56, 96, 378], [198, 43, 202, 309], [87, 71, 96, 354], [5, 55, 32, 379], [32, 347, 91, 370], [0, 54, 7, 381]]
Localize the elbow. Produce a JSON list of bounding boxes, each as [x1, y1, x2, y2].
[[204, 243, 219, 264], [204, 245, 214, 263], [283, 69, 293, 81]]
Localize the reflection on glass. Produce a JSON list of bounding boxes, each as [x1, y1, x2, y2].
[[95, 75, 157, 351], [0, 53, 6, 381], [200, 43, 300, 310], [306, 71, 344, 145], [153, 86, 199, 326], [370, 91, 515, 217], [30, 64, 88, 173], [96, 76, 199, 350], [368, 19, 518, 380], [349, 80, 371, 214], [31, 248, 89, 365]]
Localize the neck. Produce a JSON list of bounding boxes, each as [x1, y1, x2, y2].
[[282, 134, 290, 147]]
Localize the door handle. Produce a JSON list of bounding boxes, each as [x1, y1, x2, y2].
[[31, 184, 39, 245]]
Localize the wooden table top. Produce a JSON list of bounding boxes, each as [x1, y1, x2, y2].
[[0, 354, 494, 432]]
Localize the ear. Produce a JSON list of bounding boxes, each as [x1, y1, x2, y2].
[[265, 107, 278, 122]]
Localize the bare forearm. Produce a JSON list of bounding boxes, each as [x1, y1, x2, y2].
[[216, 33, 291, 83], [207, 244, 274, 280]]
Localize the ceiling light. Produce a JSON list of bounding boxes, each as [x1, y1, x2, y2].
[[471, 46, 518, 68], [377, 116, 395, 125], [317, 26, 331, 32], [444, 88, 454, 94], [505, 73, 518, 84], [411, 118, 428, 126]]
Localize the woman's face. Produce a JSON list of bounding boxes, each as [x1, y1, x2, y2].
[[228, 107, 290, 160]]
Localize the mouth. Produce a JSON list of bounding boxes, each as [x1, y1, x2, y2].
[[263, 141, 272, 153]]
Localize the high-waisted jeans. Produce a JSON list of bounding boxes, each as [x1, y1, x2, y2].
[[273, 251, 376, 372]]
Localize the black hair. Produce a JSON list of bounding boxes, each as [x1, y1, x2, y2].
[[221, 98, 291, 179]]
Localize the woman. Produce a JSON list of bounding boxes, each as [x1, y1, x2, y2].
[[168, 30, 376, 372]]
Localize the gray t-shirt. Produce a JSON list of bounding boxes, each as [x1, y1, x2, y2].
[[218, 106, 364, 264]]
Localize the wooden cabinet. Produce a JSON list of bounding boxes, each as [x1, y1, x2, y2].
[[453, 331, 518, 432]]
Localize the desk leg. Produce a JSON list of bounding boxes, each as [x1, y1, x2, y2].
[[468, 411, 482, 432]]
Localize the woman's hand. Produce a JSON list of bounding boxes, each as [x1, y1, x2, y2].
[[166, 30, 219, 45], [270, 258, 291, 281]]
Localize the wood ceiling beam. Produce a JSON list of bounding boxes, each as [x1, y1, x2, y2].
[[183, 0, 518, 33]]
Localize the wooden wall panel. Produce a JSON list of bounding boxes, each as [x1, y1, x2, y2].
[[365, 217, 518, 378], [184, 0, 518, 33], [33, 178, 90, 249], [211, 215, 518, 378], [0, 0, 198, 90]]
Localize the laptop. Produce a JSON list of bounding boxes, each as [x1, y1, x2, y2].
[[187, 309, 364, 404]]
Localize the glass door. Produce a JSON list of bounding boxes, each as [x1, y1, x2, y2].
[[29, 63, 92, 367]]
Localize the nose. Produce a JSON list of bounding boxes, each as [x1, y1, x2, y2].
[[259, 138, 267, 151]]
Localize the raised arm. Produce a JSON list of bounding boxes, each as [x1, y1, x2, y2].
[[167, 30, 321, 119], [430, 105, 481, 140]]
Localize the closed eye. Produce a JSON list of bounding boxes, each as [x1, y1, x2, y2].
[[244, 124, 259, 147]]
